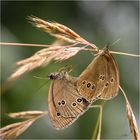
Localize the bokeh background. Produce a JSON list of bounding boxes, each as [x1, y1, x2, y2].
[[1, 1, 139, 139]]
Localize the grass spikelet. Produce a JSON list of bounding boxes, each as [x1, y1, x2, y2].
[[2, 16, 139, 83], [119, 86, 140, 140], [8, 111, 47, 119], [7, 44, 83, 81], [0, 119, 36, 140], [27, 16, 95, 47], [0, 111, 47, 140]]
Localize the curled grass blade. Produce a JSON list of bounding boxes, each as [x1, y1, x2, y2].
[[119, 85, 140, 140]]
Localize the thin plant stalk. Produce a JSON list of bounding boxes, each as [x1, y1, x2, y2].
[[90, 102, 105, 140], [0, 42, 79, 48], [1, 42, 139, 57], [92, 114, 100, 139]]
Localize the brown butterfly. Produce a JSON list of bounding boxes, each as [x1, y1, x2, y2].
[[48, 69, 90, 129], [77, 47, 119, 102]]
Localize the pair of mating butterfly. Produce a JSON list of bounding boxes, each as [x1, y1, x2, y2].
[[48, 47, 119, 129]]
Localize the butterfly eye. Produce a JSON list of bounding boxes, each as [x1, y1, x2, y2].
[[56, 112, 61, 116], [49, 74, 54, 79], [77, 98, 82, 102], [87, 83, 91, 88], [72, 102, 77, 107], [61, 100, 66, 105]]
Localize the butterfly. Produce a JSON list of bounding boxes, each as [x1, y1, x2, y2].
[[77, 47, 119, 102], [48, 69, 90, 129]]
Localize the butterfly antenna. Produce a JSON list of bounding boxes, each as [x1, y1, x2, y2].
[[108, 38, 140, 57], [110, 38, 121, 47], [58, 65, 73, 73], [32, 76, 50, 95], [33, 76, 49, 80]]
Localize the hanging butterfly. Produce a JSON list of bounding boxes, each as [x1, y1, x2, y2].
[[48, 69, 90, 129], [77, 47, 119, 102]]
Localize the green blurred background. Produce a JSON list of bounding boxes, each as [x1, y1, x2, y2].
[[1, 1, 139, 139]]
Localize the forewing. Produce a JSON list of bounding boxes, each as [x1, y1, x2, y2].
[[48, 82, 76, 129], [50, 77, 90, 117], [77, 53, 107, 102], [98, 50, 119, 100]]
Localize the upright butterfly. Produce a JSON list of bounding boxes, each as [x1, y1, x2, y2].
[[48, 69, 90, 129], [77, 47, 119, 102]]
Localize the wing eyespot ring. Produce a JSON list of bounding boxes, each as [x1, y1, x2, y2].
[[72, 102, 77, 107], [77, 98, 82, 103], [58, 102, 61, 106], [87, 82, 91, 88], [110, 78, 114, 83], [56, 112, 61, 116], [105, 82, 109, 87], [61, 100, 66, 105], [99, 75, 105, 80]]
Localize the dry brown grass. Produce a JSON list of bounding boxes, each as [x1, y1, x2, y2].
[[119, 86, 140, 140], [4, 16, 99, 82], [1, 16, 139, 83], [28, 16, 95, 46], [0, 119, 36, 140], [0, 111, 47, 140], [0, 16, 140, 140]]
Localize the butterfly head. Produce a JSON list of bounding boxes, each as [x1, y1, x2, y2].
[[48, 71, 67, 80]]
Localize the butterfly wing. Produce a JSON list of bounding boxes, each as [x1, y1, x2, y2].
[[48, 82, 76, 129], [98, 48, 119, 100], [49, 73, 90, 118], [77, 48, 119, 101], [77, 51, 107, 101]]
